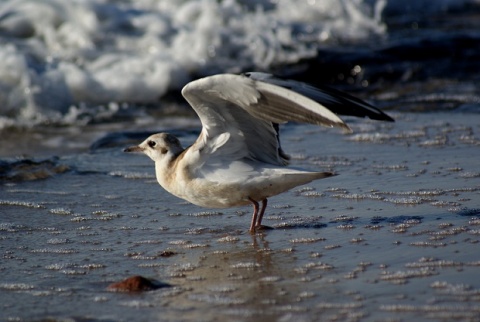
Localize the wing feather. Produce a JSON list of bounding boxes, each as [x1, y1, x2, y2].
[[180, 74, 352, 169], [182, 76, 286, 166], [251, 81, 351, 131], [246, 72, 394, 122]]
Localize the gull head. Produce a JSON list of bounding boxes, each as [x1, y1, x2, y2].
[[124, 133, 184, 162]]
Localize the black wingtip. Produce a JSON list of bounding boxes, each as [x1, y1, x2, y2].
[[384, 113, 395, 122], [374, 110, 395, 122], [368, 111, 395, 122]]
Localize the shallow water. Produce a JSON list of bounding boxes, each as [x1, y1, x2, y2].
[[1, 112, 479, 321]]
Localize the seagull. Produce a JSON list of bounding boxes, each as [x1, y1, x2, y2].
[[124, 73, 393, 233]]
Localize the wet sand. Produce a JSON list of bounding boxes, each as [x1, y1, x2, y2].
[[1, 112, 479, 321]]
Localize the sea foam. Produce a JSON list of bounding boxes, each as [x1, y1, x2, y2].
[[0, 0, 386, 127]]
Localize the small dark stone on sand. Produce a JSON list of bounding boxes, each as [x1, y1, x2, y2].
[[107, 275, 169, 292]]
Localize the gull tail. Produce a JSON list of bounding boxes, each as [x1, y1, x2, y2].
[[279, 171, 337, 192]]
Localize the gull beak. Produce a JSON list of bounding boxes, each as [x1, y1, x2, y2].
[[124, 145, 144, 153]]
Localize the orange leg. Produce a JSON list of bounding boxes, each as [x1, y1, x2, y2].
[[256, 199, 268, 228], [248, 198, 268, 233], [248, 197, 259, 233]]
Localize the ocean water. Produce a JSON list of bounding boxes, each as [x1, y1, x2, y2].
[[1, 0, 480, 321]]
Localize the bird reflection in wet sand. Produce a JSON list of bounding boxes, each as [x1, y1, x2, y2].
[[124, 73, 394, 233]]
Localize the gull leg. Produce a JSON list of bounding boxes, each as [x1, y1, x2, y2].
[[248, 197, 259, 233], [255, 199, 268, 228]]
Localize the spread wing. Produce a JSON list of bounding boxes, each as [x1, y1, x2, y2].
[[180, 73, 350, 169], [246, 72, 394, 122]]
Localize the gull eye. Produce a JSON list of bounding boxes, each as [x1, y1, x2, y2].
[[147, 140, 156, 148]]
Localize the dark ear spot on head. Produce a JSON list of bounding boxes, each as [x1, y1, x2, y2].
[[160, 147, 168, 154]]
